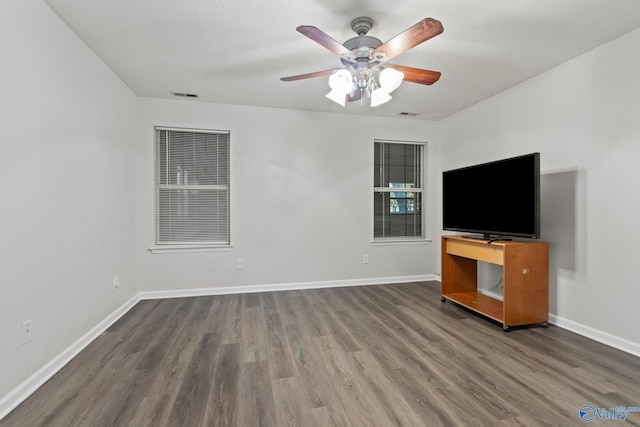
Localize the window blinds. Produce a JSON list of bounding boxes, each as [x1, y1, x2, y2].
[[374, 141, 424, 239], [155, 128, 230, 244]]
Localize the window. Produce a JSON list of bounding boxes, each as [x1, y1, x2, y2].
[[374, 140, 424, 240], [155, 127, 229, 246]]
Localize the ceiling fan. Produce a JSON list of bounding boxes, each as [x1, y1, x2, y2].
[[280, 17, 443, 107]]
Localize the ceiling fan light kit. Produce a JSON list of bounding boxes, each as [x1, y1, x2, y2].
[[281, 16, 443, 108]]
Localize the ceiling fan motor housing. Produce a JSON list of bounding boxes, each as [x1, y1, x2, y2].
[[341, 36, 383, 66], [340, 18, 386, 93]]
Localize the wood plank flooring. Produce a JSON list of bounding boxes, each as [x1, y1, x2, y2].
[[2, 281, 640, 426]]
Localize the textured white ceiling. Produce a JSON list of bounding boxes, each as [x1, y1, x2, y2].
[[43, 0, 640, 121]]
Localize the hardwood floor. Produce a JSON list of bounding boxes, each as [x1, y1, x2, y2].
[[2, 281, 640, 426]]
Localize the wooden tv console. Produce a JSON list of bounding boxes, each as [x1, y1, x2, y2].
[[441, 235, 549, 331]]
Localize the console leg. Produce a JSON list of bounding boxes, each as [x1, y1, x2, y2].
[[441, 297, 446, 303], [503, 326, 511, 332]]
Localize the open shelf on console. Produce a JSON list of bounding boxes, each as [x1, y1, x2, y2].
[[442, 291, 503, 323]]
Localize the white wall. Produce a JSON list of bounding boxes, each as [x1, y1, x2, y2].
[[0, 0, 139, 403], [4, 0, 638, 417], [135, 99, 441, 293], [440, 29, 640, 350]]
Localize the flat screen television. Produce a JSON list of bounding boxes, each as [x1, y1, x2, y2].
[[442, 152, 540, 240]]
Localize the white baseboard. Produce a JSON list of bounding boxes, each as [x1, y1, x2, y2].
[[549, 314, 640, 358], [139, 275, 438, 300], [0, 295, 141, 421], [6, 275, 637, 422], [0, 275, 434, 420]]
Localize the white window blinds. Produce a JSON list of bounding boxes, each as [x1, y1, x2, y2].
[[155, 127, 230, 245]]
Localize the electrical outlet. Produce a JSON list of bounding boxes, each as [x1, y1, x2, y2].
[[112, 274, 120, 289], [22, 319, 32, 344], [237, 258, 244, 270], [363, 254, 369, 264]]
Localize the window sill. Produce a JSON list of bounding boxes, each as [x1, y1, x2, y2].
[[372, 238, 432, 246], [148, 244, 233, 254]]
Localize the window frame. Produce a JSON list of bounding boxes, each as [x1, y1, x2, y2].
[[150, 126, 231, 253], [373, 139, 428, 243]]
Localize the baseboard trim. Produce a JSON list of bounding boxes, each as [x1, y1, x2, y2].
[[8, 276, 637, 422], [0, 275, 434, 421], [139, 275, 438, 300], [549, 314, 640, 358], [0, 295, 141, 421]]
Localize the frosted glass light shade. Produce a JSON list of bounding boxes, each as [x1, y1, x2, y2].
[[379, 68, 404, 93], [326, 69, 353, 106], [326, 89, 346, 106], [328, 69, 353, 92], [370, 88, 392, 107]]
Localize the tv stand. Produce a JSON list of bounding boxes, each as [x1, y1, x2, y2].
[[441, 235, 548, 331]]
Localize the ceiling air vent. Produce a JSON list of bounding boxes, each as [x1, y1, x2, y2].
[[171, 92, 199, 98], [399, 112, 419, 117]]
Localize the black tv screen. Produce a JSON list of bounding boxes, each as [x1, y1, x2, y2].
[[442, 153, 540, 240]]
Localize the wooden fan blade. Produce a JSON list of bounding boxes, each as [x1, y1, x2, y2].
[[372, 18, 443, 62], [297, 26, 352, 56], [280, 69, 337, 82], [384, 64, 441, 86]]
